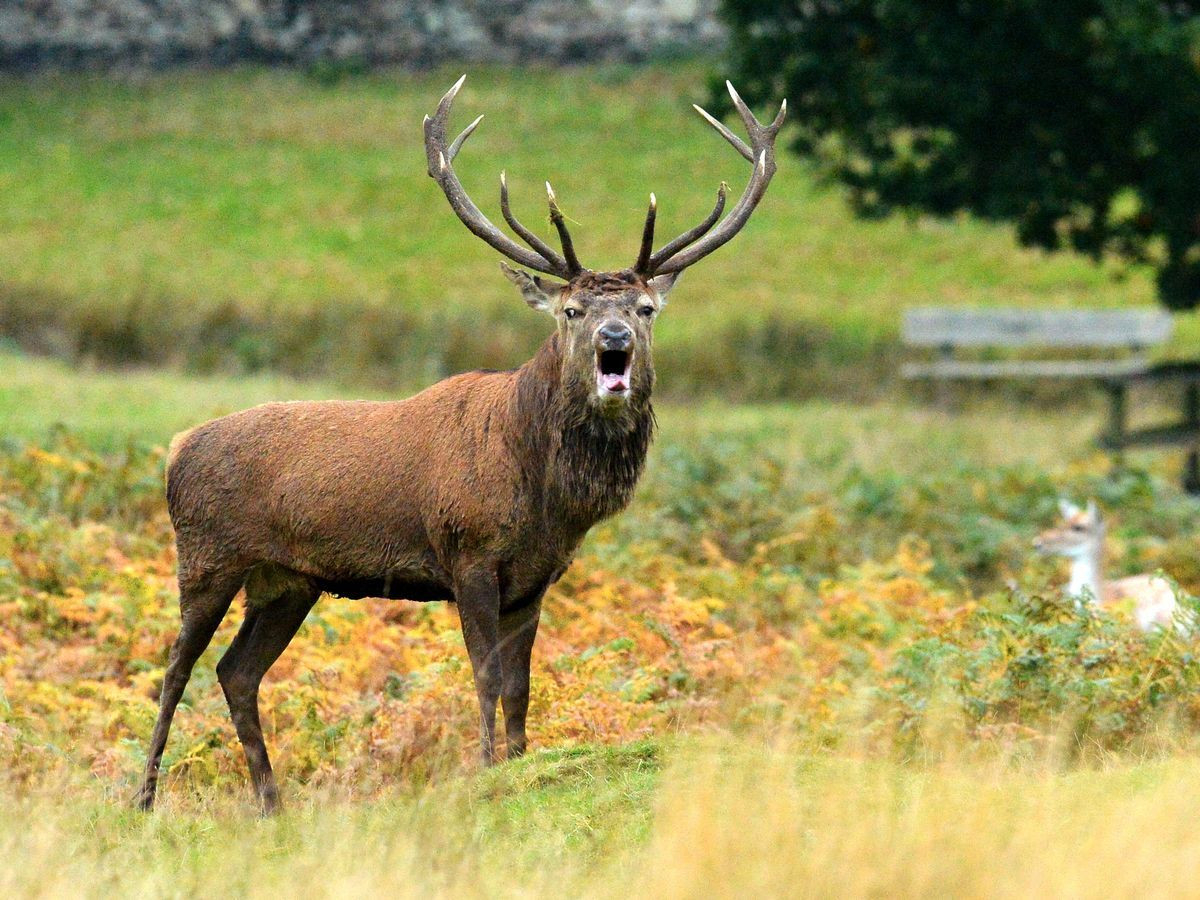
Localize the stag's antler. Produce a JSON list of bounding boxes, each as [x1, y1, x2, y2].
[[635, 82, 786, 277], [424, 75, 583, 279]]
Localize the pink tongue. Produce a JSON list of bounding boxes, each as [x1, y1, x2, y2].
[[601, 372, 628, 392]]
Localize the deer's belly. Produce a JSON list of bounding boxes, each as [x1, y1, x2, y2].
[[316, 573, 453, 602]]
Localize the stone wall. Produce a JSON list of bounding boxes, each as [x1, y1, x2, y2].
[[1, 0, 725, 70]]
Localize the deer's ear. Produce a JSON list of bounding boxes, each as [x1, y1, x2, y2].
[[1086, 499, 1100, 524], [1058, 498, 1080, 519], [501, 262, 563, 313], [647, 272, 680, 306]]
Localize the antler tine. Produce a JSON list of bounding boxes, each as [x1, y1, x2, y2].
[[726, 82, 787, 141], [725, 81, 763, 140], [545, 182, 583, 276], [500, 171, 567, 270], [692, 103, 754, 162], [634, 193, 657, 274], [447, 114, 483, 162], [648, 85, 786, 276], [769, 97, 788, 133], [435, 73, 466, 122], [647, 183, 727, 270], [424, 75, 574, 279]]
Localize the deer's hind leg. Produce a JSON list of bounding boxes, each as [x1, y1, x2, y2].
[[136, 567, 244, 811], [216, 564, 319, 814]]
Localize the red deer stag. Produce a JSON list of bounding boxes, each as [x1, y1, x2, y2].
[[136, 76, 785, 813]]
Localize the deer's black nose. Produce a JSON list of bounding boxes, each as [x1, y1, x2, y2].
[[597, 322, 633, 350]]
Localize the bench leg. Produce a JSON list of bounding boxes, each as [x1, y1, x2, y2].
[[934, 344, 954, 412], [1184, 384, 1200, 495], [1103, 382, 1128, 474], [1184, 452, 1200, 495]]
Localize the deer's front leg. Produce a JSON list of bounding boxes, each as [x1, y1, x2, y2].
[[454, 566, 502, 764], [499, 595, 542, 759]]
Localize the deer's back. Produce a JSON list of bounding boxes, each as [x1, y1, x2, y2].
[[1108, 574, 1178, 630]]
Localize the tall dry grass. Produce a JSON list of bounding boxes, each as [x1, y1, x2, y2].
[[4, 741, 1200, 899], [634, 744, 1200, 898]]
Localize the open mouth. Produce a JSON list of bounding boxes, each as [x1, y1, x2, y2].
[[596, 349, 632, 396]]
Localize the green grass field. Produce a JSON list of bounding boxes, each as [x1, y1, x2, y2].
[[1, 64, 1192, 398], [5, 64, 1200, 898]]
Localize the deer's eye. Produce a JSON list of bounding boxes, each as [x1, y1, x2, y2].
[[564, 308, 581, 320], [637, 305, 655, 318]]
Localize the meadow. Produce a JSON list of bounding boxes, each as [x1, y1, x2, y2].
[[1, 64, 1194, 399], [4, 64, 1200, 897], [5, 351, 1200, 896]]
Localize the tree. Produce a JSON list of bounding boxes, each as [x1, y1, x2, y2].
[[718, 1, 1200, 309]]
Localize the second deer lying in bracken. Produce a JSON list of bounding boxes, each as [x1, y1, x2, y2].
[[1033, 499, 1181, 632], [135, 76, 786, 813]]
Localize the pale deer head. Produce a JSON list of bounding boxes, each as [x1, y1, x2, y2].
[[1033, 499, 1104, 560], [1033, 498, 1107, 603]]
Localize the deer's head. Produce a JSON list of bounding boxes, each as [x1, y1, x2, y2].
[[423, 75, 785, 414], [1033, 499, 1105, 559]]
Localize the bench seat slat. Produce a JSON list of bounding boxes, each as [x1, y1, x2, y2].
[[903, 308, 1172, 348], [901, 359, 1151, 380]]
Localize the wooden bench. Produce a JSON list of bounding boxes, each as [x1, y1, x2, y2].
[[901, 307, 1200, 492]]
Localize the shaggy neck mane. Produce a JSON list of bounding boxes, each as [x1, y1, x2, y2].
[[512, 333, 654, 527]]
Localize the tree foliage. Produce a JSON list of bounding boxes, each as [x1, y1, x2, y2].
[[718, 1, 1200, 309]]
